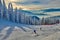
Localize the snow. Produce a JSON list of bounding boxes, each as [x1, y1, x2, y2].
[[14, 26, 20, 29], [3, 27, 10, 31], [0, 19, 60, 40], [41, 32, 60, 40]]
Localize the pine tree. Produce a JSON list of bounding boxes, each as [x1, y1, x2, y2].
[[41, 17, 45, 25], [19, 8, 22, 23], [14, 7, 19, 23], [0, 0, 2, 19], [8, 2, 13, 22], [2, 0, 7, 19]]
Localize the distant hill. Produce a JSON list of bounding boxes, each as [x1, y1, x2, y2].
[[49, 15, 60, 19], [42, 8, 60, 13]]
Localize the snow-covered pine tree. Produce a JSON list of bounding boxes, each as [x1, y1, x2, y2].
[[19, 8, 22, 23], [0, 0, 3, 19], [14, 7, 19, 23], [2, 0, 7, 19], [8, 2, 13, 22], [41, 17, 45, 25]]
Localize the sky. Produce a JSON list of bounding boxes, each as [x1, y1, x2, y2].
[[5, 0, 60, 10], [4, 0, 60, 17]]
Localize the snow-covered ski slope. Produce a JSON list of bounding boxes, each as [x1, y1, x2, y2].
[[0, 19, 60, 40]]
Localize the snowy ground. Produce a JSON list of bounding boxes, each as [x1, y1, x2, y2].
[[0, 19, 60, 40]]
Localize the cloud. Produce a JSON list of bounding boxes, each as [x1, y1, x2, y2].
[[42, 8, 60, 12], [13, 0, 52, 5], [13, 1, 41, 5]]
